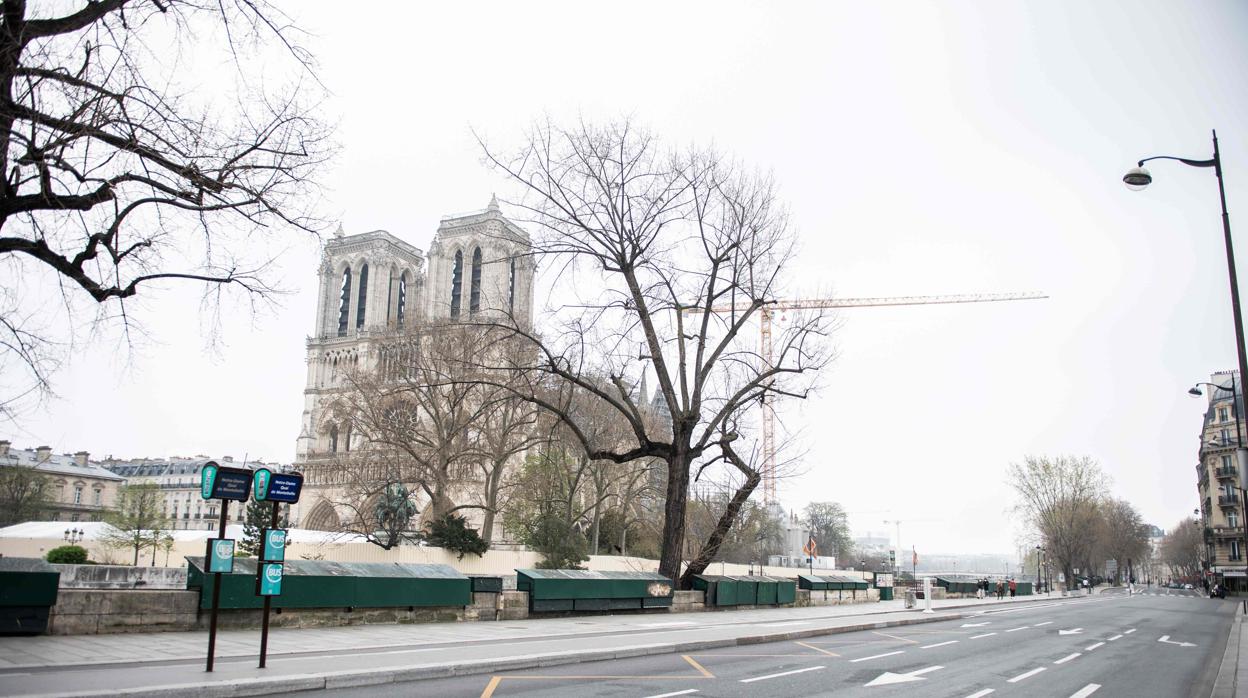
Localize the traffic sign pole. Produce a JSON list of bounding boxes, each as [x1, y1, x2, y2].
[[206, 498, 229, 672], [259, 501, 278, 668]]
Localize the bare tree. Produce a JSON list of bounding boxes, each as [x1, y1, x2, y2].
[[102, 482, 164, 565], [479, 120, 831, 587], [0, 461, 50, 525], [1095, 498, 1149, 584], [1160, 517, 1203, 581], [1008, 455, 1107, 592], [0, 0, 331, 416], [323, 450, 420, 550]]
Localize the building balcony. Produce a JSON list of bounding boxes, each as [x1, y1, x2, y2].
[[1212, 526, 1245, 537], [1218, 495, 1242, 507], [1216, 466, 1239, 479]]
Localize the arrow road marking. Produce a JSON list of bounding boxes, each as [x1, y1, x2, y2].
[[851, 650, 905, 663], [1157, 635, 1197, 647], [960, 622, 990, 627], [740, 666, 824, 683], [1058, 628, 1084, 635], [1007, 667, 1047, 683], [864, 665, 944, 687]]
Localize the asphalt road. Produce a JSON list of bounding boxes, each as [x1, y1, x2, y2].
[[314, 589, 1236, 698]]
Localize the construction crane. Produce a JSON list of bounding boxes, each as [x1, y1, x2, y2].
[[687, 291, 1048, 504]]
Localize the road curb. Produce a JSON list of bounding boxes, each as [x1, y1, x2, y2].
[[1210, 600, 1244, 698], [30, 596, 1090, 698]]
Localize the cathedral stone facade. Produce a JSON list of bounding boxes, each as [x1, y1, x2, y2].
[[290, 197, 533, 533]]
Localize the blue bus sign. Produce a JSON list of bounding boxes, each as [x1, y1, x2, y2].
[[257, 563, 283, 596], [207, 538, 235, 573], [210, 466, 253, 502], [261, 528, 287, 562]]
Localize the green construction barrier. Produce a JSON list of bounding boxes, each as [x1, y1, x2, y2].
[[187, 558, 470, 610], [516, 569, 674, 612], [0, 558, 60, 635]]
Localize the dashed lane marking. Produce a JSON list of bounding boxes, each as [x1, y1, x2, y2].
[[970, 632, 997, 639], [1033, 621, 1053, 627], [1007, 667, 1047, 683], [1124, 628, 1136, 634], [642, 691, 699, 698], [921, 640, 959, 649], [1005, 626, 1029, 632], [850, 650, 905, 663], [740, 665, 824, 683], [1069, 684, 1101, 697], [1107, 634, 1123, 641], [1054, 653, 1081, 664], [964, 690, 995, 698], [1085, 642, 1105, 651]]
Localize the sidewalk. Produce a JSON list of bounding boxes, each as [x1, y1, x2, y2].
[[1212, 600, 1247, 698], [0, 592, 1086, 697]]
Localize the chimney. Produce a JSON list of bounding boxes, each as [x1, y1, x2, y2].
[[74, 451, 89, 467], [0, 440, 9, 457], [35, 446, 51, 463]]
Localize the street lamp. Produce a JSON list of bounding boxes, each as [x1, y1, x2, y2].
[[884, 519, 902, 578], [63, 527, 83, 544]]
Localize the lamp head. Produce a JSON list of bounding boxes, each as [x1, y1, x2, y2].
[[1123, 166, 1152, 191], [1189, 386, 1204, 397]]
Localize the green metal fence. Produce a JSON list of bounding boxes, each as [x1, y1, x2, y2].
[[0, 558, 60, 635], [516, 569, 674, 612]]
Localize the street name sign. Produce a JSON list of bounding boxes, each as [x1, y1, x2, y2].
[[204, 466, 254, 502], [251, 468, 304, 504]]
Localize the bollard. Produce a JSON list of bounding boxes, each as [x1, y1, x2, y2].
[[922, 577, 934, 613]]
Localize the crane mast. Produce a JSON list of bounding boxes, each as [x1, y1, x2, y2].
[[690, 291, 1047, 504]]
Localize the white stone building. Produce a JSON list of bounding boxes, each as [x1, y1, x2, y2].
[[0, 441, 124, 523], [290, 198, 534, 533]]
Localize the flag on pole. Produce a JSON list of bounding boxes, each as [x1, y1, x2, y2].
[[803, 535, 818, 557], [913, 547, 918, 567]]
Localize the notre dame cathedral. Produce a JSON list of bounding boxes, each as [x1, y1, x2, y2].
[[289, 197, 534, 534]]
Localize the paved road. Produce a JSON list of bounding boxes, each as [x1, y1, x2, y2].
[[317, 590, 1235, 698]]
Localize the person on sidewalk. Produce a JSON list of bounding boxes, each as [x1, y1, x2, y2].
[[1008, 578, 1017, 598], [976, 579, 984, 599], [996, 580, 1004, 599]]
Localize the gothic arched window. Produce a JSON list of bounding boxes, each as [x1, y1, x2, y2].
[[336, 268, 352, 337], [450, 250, 463, 320], [329, 425, 339, 454], [508, 256, 517, 314], [356, 263, 369, 329], [469, 247, 483, 315], [397, 271, 408, 327], [343, 423, 353, 452]]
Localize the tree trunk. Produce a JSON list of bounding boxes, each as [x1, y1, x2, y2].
[[678, 470, 762, 589], [658, 450, 691, 584]]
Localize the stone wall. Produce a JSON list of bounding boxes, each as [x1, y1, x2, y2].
[[797, 588, 880, 606], [49, 590, 199, 635], [671, 590, 705, 613]]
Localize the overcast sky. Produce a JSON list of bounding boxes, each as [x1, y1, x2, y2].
[[11, 1, 1248, 558]]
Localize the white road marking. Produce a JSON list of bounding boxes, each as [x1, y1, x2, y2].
[[850, 650, 905, 663], [863, 666, 943, 687], [1123, 628, 1136, 634], [1058, 628, 1084, 635], [1158, 635, 1197, 647], [643, 691, 699, 698], [964, 690, 995, 698], [1054, 652, 1081, 664], [960, 622, 990, 627], [1033, 621, 1053, 626], [1107, 634, 1123, 641], [1007, 667, 1047, 683], [1085, 642, 1105, 651], [970, 632, 997, 639], [921, 640, 959, 649], [740, 665, 824, 683], [1005, 626, 1029, 632], [1069, 684, 1101, 698]]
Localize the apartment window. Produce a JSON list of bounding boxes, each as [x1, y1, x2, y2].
[[1230, 511, 1240, 528], [1222, 429, 1233, 444], [73, 486, 83, 504], [93, 489, 102, 505], [1219, 407, 1230, 422], [70, 512, 80, 522], [1224, 455, 1234, 470], [1232, 540, 1242, 561]]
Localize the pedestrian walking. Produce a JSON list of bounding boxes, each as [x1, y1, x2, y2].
[[996, 580, 1004, 599], [1008, 578, 1017, 598]]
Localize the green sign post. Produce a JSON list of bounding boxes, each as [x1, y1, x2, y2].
[[206, 538, 235, 573], [257, 563, 284, 596], [261, 529, 286, 562], [255, 478, 300, 669]]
